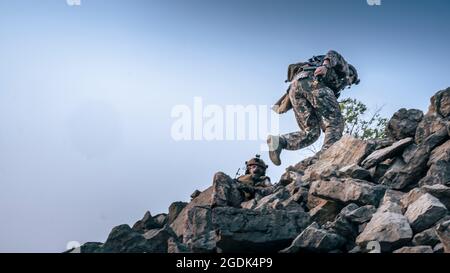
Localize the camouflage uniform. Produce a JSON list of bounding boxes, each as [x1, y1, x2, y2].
[[281, 50, 352, 151]]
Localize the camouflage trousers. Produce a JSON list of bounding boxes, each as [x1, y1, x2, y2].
[[281, 78, 344, 151]]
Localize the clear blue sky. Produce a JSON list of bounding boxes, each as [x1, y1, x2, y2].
[[0, 0, 449, 252]]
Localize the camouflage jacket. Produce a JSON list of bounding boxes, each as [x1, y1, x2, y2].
[[236, 174, 272, 188], [273, 50, 352, 114]]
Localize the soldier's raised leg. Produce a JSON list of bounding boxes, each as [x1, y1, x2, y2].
[[267, 86, 321, 166], [309, 86, 344, 150]]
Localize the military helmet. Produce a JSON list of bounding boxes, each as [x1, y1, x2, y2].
[[348, 64, 360, 85], [245, 154, 268, 170]]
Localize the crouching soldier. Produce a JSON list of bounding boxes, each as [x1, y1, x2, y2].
[[236, 155, 274, 199], [211, 155, 274, 208]]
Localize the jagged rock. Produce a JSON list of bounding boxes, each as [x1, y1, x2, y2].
[[356, 212, 413, 252], [102, 224, 172, 253], [378, 189, 405, 214], [436, 220, 450, 253], [381, 127, 449, 190], [393, 246, 433, 253], [309, 200, 342, 225], [66, 242, 103, 253], [323, 214, 358, 241], [419, 140, 450, 187], [190, 190, 202, 200], [302, 135, 376, 182], [309, 178, 386, 206], [279, 170, 303, 186], [339, 164, 371, 181], [280, 222, 346, 253], [153, 213, 168, 227], [421, 184, 450, 209], [341, 204, 377, 224], [240, 199, 257, 209], [369, 158, 394, 183], [167, 237, 190, 253], [415, 88, 450, 144], [402, 143, 418, 164], [168, 202, 188, 224], [361, 137, 413, 169], [386, 108, 424, 141], [132, 211, 161, 232], [170, 185, 215, 238], [412, 227, 440, 247], [400, 185, 450, 212], [254, 188, 290, 211], [430, 87, 450, 117], [434, 243, 444, 253], [348, 246, 362, 253], [183, 206, 311, 253], [289, 155, 320, 174], [281, 191, 306, 211], [404, 193, 447, 233]]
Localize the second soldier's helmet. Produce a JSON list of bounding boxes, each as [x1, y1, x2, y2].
[[245, 154, 268, 175]]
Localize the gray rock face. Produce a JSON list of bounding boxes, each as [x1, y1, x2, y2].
[[309, 199, 342, 225], [378, 189, 405, 214], [356, 212, 413, 252], [386, 108, 424, 141], [412, 227, 440, 247], [132, 211, 161, 233], [421, 184, 450, 209], [309, 178, 386, 206], [436, 220, 450, 253], [102, 224, 174, 253], [419, 140, 450, 187], [415, 88, 450, 144], [339, 164, 371, 181], [381, 127, 449, 190], [280, 222, 346, 253], [76, 88, 450, 253], [361, 137, 413, 169], [404, 193, 447, 233], [342, 204, 377, 224], [302, 135, 375, 182], [183, 206, 311, 253], [169, 202, 189, 224], [393, 246, 433, 253]]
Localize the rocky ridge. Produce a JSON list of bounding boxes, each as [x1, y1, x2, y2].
[[70, 88, 450, 253]]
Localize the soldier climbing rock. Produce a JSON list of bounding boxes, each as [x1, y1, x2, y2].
[[268, 50, 360, 166]]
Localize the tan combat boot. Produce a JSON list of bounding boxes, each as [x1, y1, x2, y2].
[[267, 135, 286, 166]]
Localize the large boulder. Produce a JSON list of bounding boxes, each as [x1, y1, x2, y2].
[[168, 202, 188, 224], [361, 137, 413, 169], [381, 127, 449, 190], [436, 220, 450, 253], [183, 206, 311, 253], [415, 88, 450, 144], [309, 199, 342, 225], [356, 212, 413, 252], [132, 211, 161, 233], [404, 193, 447, 233], [302, 135, 376, 182], [412, 227, 440, 247], [280, 222, 346, 253], [418, 140, 450, 187], [101, 224, 174, 253], [309, 178, 386, 206], [386, 108, 424, 140]]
